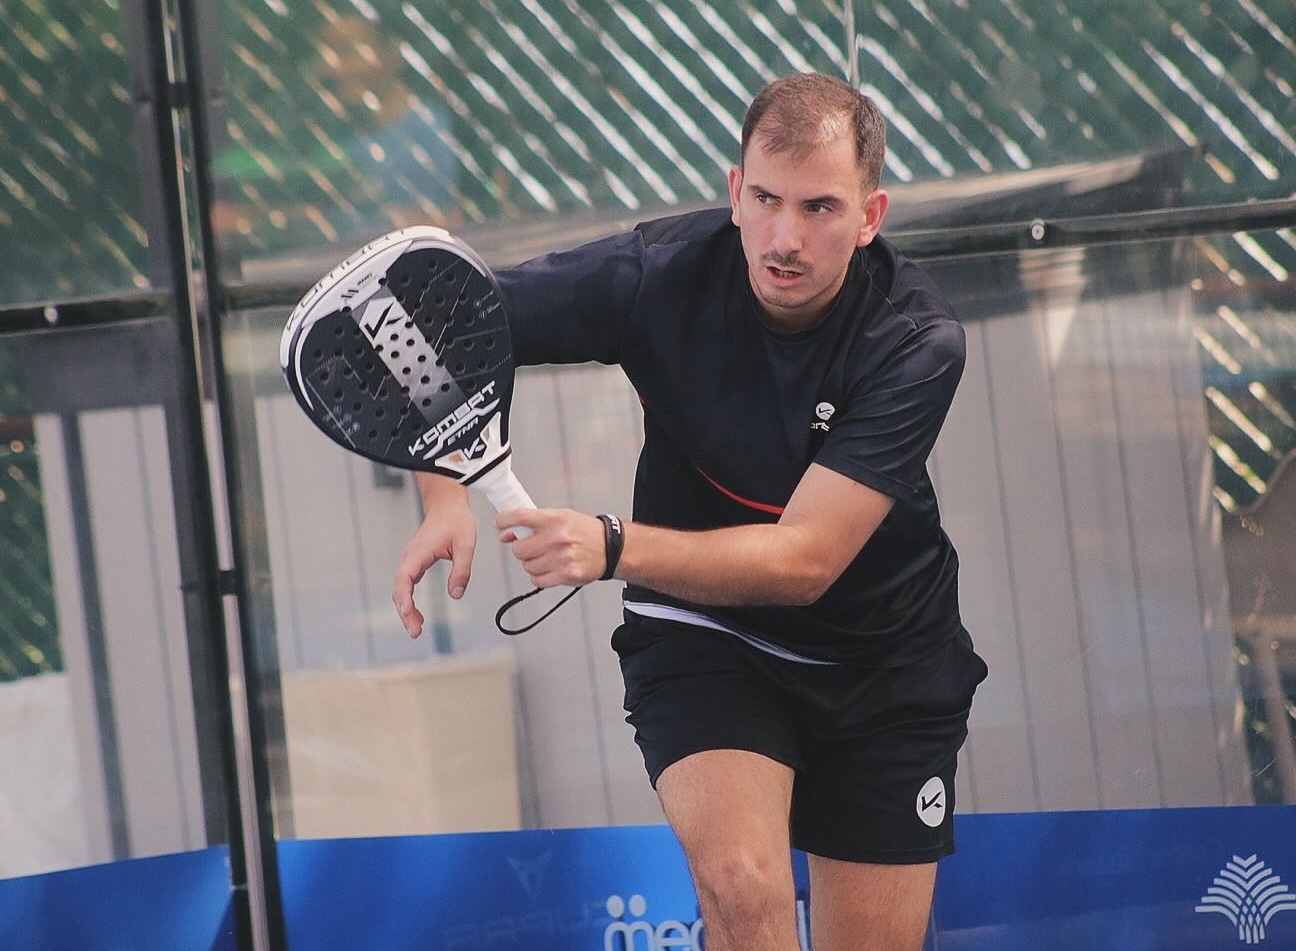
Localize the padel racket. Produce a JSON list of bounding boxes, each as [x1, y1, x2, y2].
[[279, 226, 534, 518]]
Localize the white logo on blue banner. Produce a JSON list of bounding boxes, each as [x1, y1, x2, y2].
[[1196, 854, 1296, 945], [602, 892, 812, 951], [604, 893, 702, 951]]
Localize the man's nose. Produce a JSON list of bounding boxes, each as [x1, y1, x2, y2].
[[770, 212, 804, 257]]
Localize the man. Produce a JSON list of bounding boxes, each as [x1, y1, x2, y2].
[[393, 72, 986, 951]]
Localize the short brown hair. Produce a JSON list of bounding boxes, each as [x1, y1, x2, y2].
[[741, 72, 887, 191]]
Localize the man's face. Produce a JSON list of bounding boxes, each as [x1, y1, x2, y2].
[[728, 132, 888, 333]]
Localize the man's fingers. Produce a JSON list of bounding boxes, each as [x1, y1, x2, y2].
[[447, 541, 474, 600], [495, 506, 543, 533], [393, 560, 429, 638]]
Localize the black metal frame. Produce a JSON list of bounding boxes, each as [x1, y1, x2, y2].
[[5, 196, 1294, 328], [128, 0, 269, 948]]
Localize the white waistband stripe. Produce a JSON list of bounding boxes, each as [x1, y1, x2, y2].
[[623, 601, 838, 666]]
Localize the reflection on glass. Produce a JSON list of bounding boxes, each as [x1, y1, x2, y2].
[[1194, 229, 1296, 804], [0, 0, 148, 306]]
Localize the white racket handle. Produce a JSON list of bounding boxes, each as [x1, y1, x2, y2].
[[474, 462, 536, 538]]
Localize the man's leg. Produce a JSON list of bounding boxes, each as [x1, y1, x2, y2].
[[655, 748, 800, 951], [807, 856, 936, 951]]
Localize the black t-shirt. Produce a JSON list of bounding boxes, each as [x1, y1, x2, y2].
[[496, 207, 966, 667]]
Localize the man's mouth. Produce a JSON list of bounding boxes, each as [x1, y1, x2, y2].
[[766, 264, 805, 285]]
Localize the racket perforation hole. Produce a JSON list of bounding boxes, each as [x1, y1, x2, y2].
[[440, 383, 451, 392]]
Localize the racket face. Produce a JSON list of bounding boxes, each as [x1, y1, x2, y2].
[[280, 227, 517, 481]]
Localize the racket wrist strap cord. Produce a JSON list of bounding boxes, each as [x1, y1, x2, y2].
[[494, 584, 581, 636], [493, 513, 626, 636]]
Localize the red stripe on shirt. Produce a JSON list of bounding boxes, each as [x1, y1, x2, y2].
[[695, 467, 786, 516]]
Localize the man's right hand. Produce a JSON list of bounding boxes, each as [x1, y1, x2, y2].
[[392, 474, 476, 638]]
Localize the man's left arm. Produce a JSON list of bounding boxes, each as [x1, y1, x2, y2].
[[495, 462, 893, 605]]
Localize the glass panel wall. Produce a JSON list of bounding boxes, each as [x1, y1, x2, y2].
[[1, 0, 1291, 944], [205, 0, 1296, 845], [0, 321, 235, 877], [0, 0, 241, 889]]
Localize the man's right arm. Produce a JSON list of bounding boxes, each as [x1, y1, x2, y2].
[[392, 472, 476, 638]]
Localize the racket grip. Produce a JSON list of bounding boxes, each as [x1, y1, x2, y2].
[[475, 462, 537, 538]]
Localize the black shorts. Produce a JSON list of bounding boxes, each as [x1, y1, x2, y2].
[[611, 614, 988, 865]]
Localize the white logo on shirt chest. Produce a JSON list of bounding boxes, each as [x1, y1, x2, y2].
[[811, 401, 835, 432]]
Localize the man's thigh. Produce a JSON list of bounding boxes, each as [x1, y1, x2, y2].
[[655, 748, 795, 858]]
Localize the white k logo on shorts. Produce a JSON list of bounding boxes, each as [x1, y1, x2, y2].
[[917, 777, 946, 828]]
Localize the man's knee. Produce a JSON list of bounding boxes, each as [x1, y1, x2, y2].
[[688, 844, 791, 924]]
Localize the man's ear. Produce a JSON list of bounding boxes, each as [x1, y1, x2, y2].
[[856, 188, 890, 247], [727, 165, 743, 228]]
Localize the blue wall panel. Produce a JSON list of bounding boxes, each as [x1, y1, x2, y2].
[[5, 808, 1296, 950], [0, 846, 234, 951]]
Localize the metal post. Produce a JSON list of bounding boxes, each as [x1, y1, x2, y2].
[[843, 0, 859, 87], [130, 0, 286, 948]]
